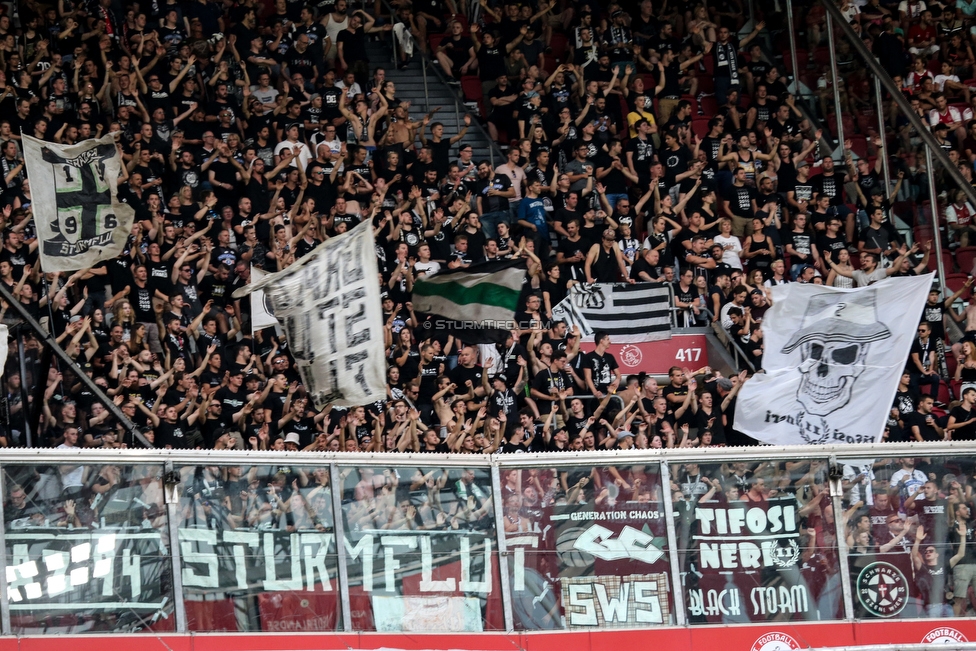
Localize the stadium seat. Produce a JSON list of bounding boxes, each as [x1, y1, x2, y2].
[[550, 33, 568, 62], [813, 47, 831, 67], [691, 117, 710, 139], [928, 250, 956, 274], [892, 200, 916, 225], [945, 273, 972, 300], [848, 135, 868, 159], [461, 76, 482, 101], [956, 246, 976, 275], [937, 382, 953, 404], [429, 33, 445, 52], [784, 49, 808, 73], [699, 95, 717, 116]]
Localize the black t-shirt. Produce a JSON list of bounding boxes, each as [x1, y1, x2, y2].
[[131, 283, 156, 322], [531, 368, 570, 414], [479, 173, 512, 213], [584, 351, 618, 393], [812, 170, 848, 206], [726, 184, 756, 218], [156, 419, 189, 449], [626, 136, 654, 176], [442, 35, 475, 65], [950, 405, 976, 440], [214, 386, 246, 426], [909, 411, 942, 441], [337, 27, 368, 62]]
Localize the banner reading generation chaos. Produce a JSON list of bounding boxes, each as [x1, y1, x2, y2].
[[22, 134, 135, 273]]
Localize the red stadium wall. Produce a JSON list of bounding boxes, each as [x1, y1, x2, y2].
[[0, 619, 973, 651]]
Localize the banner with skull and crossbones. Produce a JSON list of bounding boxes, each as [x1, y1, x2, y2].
[[734, 274, 933, 446]]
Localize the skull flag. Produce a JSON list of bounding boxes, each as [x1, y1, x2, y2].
[[22, 133, 135, 272], [734, 274, 933, 446]]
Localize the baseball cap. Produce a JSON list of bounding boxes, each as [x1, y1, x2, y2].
[[616, 430, 634, 440]]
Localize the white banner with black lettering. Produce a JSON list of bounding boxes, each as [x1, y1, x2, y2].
[[232, 220, 386, 408], [249, 267, 279, 330], [22, 134, 135, 272], [734, 274, 933, 445]]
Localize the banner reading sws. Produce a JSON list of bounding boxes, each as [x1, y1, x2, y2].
[[22, 134, 135, 272], [500, 464, 673, 630]]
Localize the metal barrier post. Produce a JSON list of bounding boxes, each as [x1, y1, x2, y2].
[[829, 465, 855, 621], [924, 146, 948, 297], [785, 0, 801, 96], [164, 461, 188, 632], [490, 461, 515, 631], [873, 75, 891, 192], [15, 327, 31, 448], [658, 460, 687, 626], [330, 462, 354, 632], [0, 475, 10, 635], [825, 14, 845, 153]]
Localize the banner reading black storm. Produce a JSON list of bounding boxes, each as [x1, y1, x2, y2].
[[22, 134, 135, 272], [679, 495, 843, 624], [500, 464, 673, 630]]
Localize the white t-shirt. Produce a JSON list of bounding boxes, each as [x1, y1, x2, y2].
[[897, 0, 926, 19], [274, 140, 312, 168], [414, 260, 442, 277], [336, 80, 363, 100], [852, 267, 889, 287], [933, 73, 960, 92], [57, 444, 85, 488], [713, 234, 744, 269]]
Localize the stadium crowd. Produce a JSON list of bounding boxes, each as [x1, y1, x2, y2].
[[0, 0, 973, 463]]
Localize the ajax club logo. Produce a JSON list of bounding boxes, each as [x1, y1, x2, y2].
[[857, 561, 908, 617], [619, 344, 643, 368], [750, 632, 801, 651], [922, 627, 968, 643]]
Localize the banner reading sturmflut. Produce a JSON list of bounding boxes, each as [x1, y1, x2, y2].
[[232, 220, 386, 408], [734, 274, 933, 446], [22, 134, 135, 272]]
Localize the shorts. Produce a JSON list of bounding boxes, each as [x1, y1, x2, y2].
[[730, 215, 752, 238], [954, 562, 976, 597], [959, 331, 976, 345]]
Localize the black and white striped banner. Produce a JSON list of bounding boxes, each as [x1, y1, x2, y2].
[[551, 283, 672, 343]]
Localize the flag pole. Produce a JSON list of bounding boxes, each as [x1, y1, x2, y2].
[[0, 281, 151, 448]]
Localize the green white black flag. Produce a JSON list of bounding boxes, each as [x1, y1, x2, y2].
[[22, 134, 135, 272]]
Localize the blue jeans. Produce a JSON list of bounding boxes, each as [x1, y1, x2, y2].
[[480, 210, 510, 240], [509, 200, 522, 223], [714, 76, 735, 107]]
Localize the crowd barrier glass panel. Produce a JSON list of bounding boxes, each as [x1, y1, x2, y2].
[[2, 463, 174, 634], [176, 463, 340, 632], [500, 462, 674, 630], [670, 459, 844, 624], [840, 455, 975, 620], [337, 463, 503, 632]]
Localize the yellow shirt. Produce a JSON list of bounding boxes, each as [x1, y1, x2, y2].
[[627, 110, 656, 138]]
